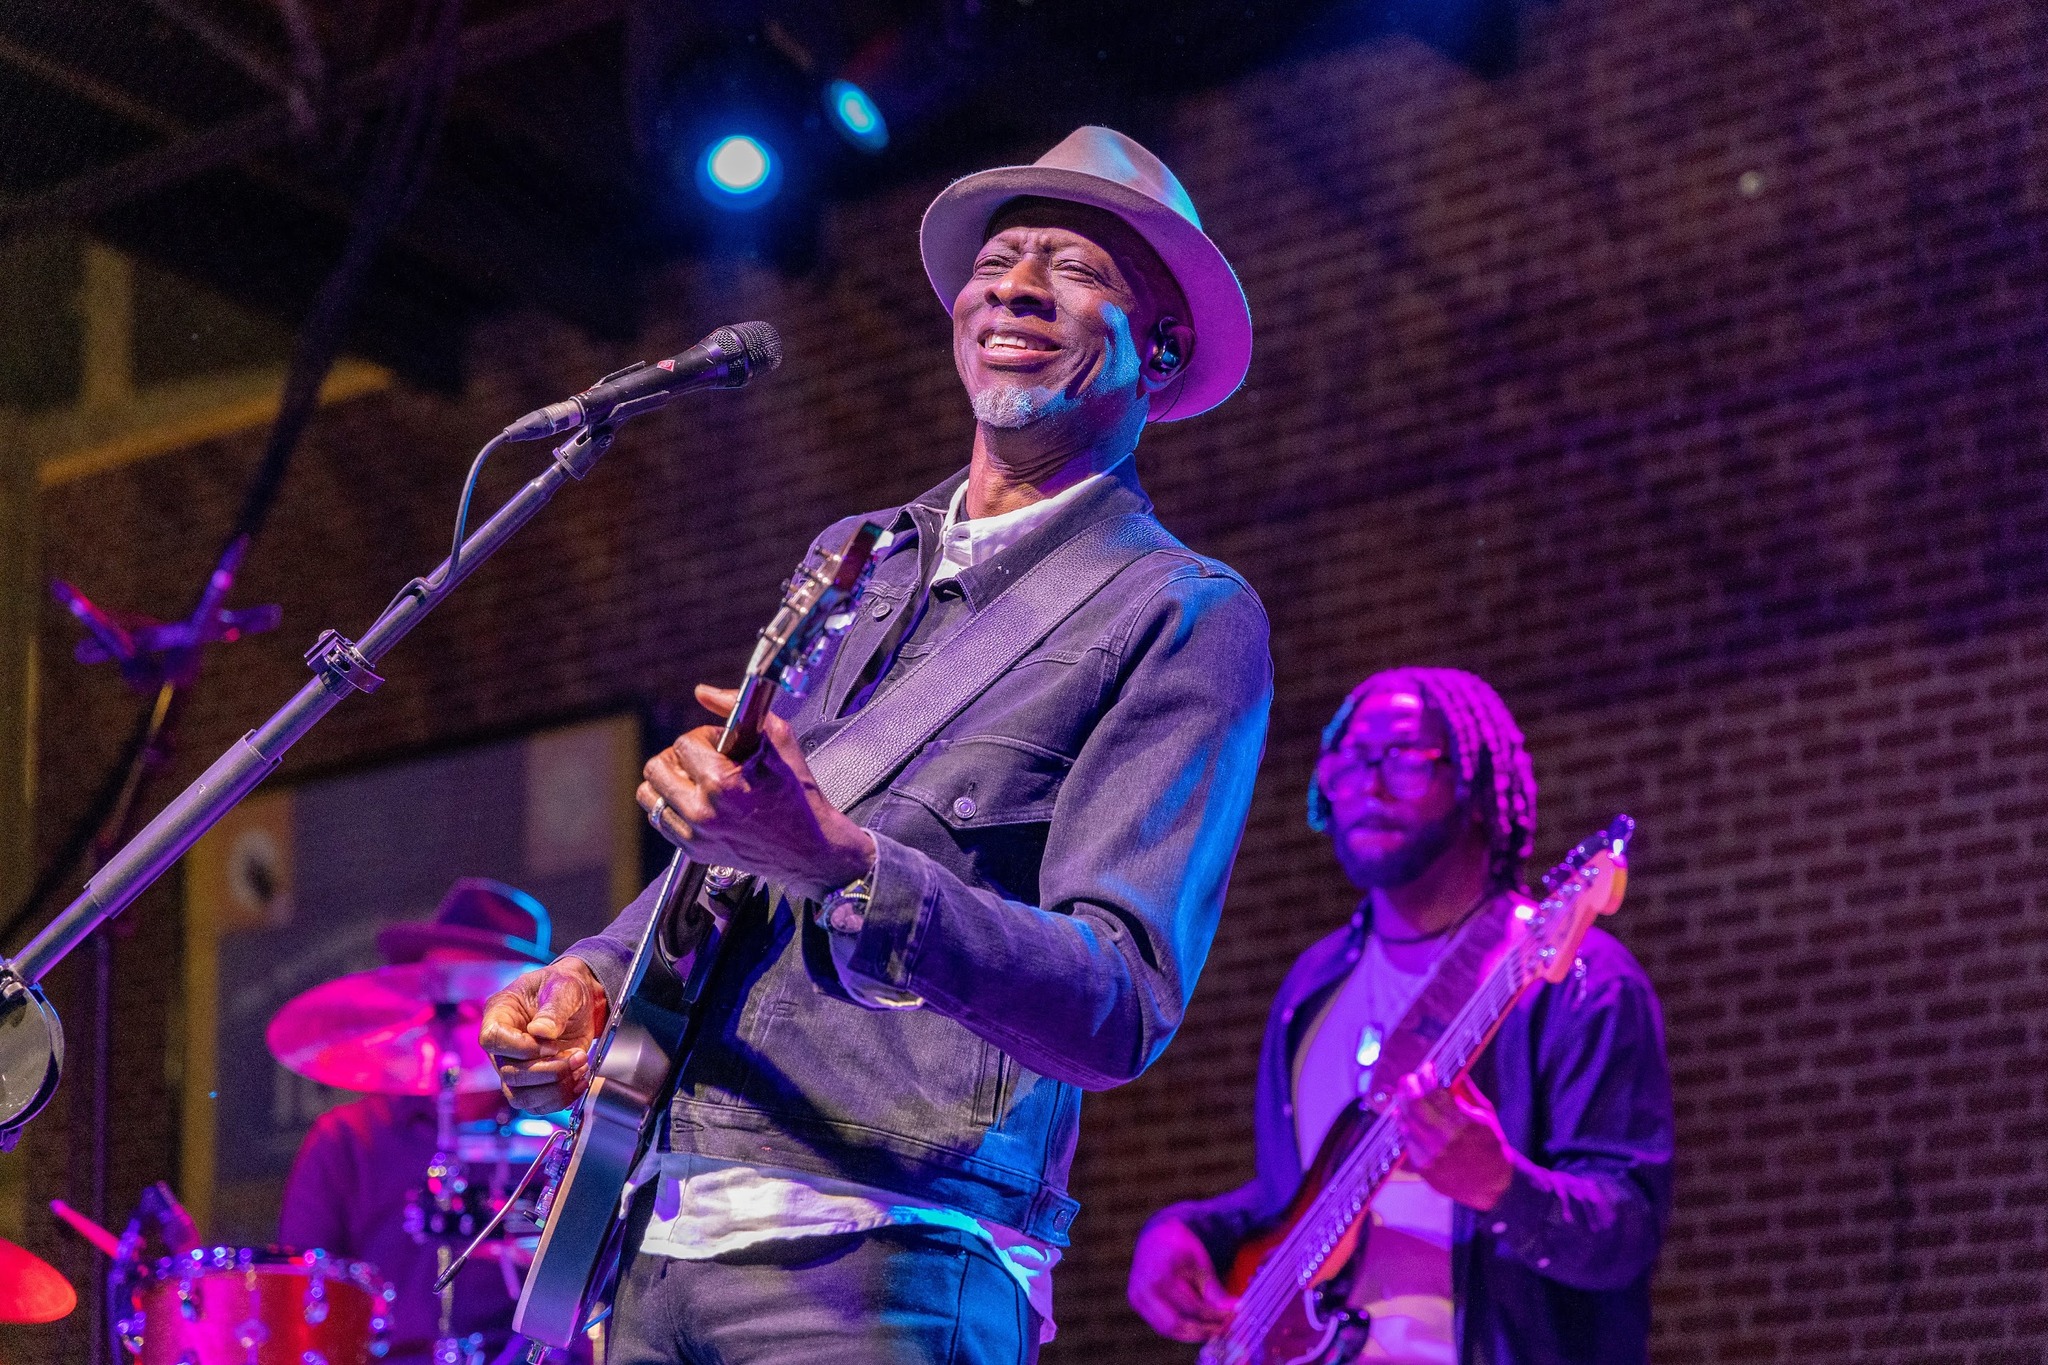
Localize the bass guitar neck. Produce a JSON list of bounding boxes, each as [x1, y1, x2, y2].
[[1201, 817, 1633, 1365]]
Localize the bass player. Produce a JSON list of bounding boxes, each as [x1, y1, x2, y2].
[[1129, 668, 1673, 1364], [480, 126, 1272, 1363]]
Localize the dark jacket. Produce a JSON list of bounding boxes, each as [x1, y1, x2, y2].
[[569, 469, 1273, 1246], [1161, 910, 1674, 1364]]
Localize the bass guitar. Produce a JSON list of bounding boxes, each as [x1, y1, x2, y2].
[[509, 521, 881, 1349], [1200, 815, 1635, 1365]]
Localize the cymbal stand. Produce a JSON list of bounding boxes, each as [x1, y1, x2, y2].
[[411, 1025, 484, 1365]]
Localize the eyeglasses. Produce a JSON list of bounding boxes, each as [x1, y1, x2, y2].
[[1317, 744, 1447, 801]]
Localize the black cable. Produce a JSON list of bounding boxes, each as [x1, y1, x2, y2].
[[228, 0, 466, 551], [437, 431, 509, 588]]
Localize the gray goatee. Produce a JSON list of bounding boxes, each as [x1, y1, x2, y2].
[[972, 384, 1060, 429]]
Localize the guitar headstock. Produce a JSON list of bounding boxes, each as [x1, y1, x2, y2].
[[745, 521, 883, 697], [1518, 814, 1633, 984]]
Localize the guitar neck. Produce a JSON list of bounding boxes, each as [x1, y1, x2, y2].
[[718, 671, 775, 758], [604, 671, 776, 1035]]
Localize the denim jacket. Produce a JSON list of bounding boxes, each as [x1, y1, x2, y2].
[[1159, 912, 1673, 1364], [569, 469, 1273, 1246]]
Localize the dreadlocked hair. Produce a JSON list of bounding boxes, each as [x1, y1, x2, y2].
[[1306, 666, 1539, 892]]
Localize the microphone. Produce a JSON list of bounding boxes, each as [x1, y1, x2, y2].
[[502, 321, 784, 442]]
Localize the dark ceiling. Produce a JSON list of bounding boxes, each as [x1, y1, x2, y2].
[[0, 0, 1518, 392]]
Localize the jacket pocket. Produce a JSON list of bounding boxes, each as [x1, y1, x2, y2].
[[889, 734, 1071, 828], [973, 1045, 1016, 1129]]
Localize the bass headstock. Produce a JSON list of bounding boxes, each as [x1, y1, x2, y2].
[[1519, 815, 1633, 984]]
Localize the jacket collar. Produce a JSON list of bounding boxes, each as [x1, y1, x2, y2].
[[883, 459, 1158, 611]]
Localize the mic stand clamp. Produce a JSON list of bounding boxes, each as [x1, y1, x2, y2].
[[307, 631, 386, 696]]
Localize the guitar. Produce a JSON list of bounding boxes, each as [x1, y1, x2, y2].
[[510, 520, 881, 1349], [1199, 815, 1635, 1365]]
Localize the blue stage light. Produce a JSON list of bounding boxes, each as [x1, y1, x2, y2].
[[824, 79, 887, 154], [697, 134, 781, 209]]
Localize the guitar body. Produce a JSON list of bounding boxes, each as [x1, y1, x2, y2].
[[1217, 1100, 1380, 1365], [513, 995, 686, 1346]]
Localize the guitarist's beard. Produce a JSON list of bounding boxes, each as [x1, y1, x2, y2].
[[1338, 803, 1466, 891]]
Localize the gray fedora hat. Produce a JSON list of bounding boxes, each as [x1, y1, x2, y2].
[[919, 126, 1253, 423]]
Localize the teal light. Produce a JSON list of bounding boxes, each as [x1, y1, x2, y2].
[[824, 79, 888, 153], [707, 136, 771, 193], [697, 134, 780, 209]]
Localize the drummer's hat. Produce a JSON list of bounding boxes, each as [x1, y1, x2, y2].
[[376, 877, 553, 966]]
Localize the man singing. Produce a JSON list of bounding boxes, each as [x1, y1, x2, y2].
[[481, 127, 1271, 1362], [1129, 668, 1672, 1363]]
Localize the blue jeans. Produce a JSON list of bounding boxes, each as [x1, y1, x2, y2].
[[604, 1215, 1039, 1365]]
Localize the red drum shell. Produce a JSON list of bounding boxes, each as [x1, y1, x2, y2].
[[135, 1249, 391, 1365]]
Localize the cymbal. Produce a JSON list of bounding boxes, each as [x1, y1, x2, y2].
[[0, 1236, 75, 1323], [266, 960, 530, 1096]]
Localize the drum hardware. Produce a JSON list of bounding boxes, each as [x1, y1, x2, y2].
[[263, 952, 573, 1362], [79, 1178, 392, 1364], [415, 1043, 486, 1365]]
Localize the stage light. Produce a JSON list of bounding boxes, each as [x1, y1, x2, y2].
[[697, 134, 781, 209], [824, 79, 887, 154]]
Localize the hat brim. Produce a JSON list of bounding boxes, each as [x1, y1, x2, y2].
[[920, 165, 1252, 423], [377, 922, 552, 967]]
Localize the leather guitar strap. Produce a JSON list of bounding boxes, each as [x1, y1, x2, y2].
[[804, 510, 1173, 814], [1363, 894, 1518, 1111]]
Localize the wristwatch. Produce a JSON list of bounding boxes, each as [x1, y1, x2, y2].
[[817, 878, 872, 936]]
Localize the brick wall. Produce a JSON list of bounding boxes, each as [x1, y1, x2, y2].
[[19, 0, 2048, 1359]]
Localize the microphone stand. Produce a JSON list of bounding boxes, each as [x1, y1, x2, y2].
[[0, 422, 618, 1144]]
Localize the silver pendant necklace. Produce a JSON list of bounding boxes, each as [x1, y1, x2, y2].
[[1353, 894, 1488, 1091], [1352, 934, 1441, 1094]]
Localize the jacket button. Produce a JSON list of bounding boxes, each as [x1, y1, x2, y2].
[[870, 599, 892, 619], [1491, 1221, 1508, 1235], [1537, 1257, 1551, 1270], [952, 796, 977, 820]]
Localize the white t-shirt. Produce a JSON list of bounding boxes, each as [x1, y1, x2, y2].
[[1293, 935, 1458, 1364]]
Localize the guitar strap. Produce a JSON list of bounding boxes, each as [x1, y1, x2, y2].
[[1363, 894, 1518, 1111], [802, 509, 1176, 814]]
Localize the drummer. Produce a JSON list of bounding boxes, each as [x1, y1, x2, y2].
[[280, 878, 555, 1365]]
